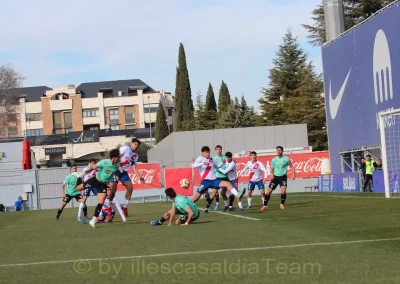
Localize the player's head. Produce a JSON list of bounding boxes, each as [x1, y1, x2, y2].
[[71, 164, 77, 172], [215, 145, 222, 156], [201, 146, 210, 158], [165, 188, 177, 200], [276, 146, 284, 156], [131, 138, 141, 151], [366, 155, 371, 161], [109, 148, 120, 163], [225, 151, 233, 162], [250, 151, 257, 161], [89, 159, 97, 166]]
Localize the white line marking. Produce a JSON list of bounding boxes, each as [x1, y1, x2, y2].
[[199, 208, 261, 221], [290, 194, 386, 199], [1, 237, 399, 268]]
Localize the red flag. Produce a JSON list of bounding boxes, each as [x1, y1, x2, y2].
[[165, 168, 193, 196], [22, 139, 32, 170]]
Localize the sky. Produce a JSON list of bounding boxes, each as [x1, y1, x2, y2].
[[0, 0, 323, 109]]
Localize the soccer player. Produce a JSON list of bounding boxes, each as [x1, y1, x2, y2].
[[77, 159, 98, 222], [219, 151, 244, 211], [150, 188, 200, 226], [109, 138, 145, 217], [212, 145, 233, 211], [242, 151, 268, 209], [76, 148, 120, 228], [55, 165, 83, 221], [261, 146, 295, 210], [191, 146, 242, 212]]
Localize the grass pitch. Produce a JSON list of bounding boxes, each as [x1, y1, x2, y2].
[[1, 193, 400, 284]]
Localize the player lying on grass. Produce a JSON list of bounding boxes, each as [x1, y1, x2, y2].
[[56, 165, 83, 221], [151, 188, 200, 226], [108, 138, 144, 217], [76, 148, 120, 228], [191, 146, 243, 213]]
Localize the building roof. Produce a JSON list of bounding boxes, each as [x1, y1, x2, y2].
[[76, 79, 156, 98], [18, 86, 52, 102]]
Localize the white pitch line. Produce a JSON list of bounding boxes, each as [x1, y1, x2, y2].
[[1, 237, 399, 268], [199, 208, 261, 221], [290, 194, 386, 199]]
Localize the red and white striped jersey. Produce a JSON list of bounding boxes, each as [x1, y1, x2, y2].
[[119, 145, 138, 172], [220, 160, 237, 181], [242, 161, 267, 182], [192, 156, 221, 180], [83, 165, 99, 182]]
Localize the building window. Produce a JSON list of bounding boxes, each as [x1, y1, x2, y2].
[[53, 112, 62, 134], [6, 114, 18, 137], [125, 125, 136, 129], [64, 112, 72, 133], [84, 124, 100, 131], [83, 109, 99, 117], [167, 108, 173, 116], [101, 89, 113, 98], [27, 129, 43, 137], [26, 113, 42, 121], [125, 106, 135, 124], [145, 122, 155, 128], [109, 109, 119, 130], [144, 104, 158, 113]]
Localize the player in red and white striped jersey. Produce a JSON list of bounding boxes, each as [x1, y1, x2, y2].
[[77, 159, 99, 222], [241, 151, 268, 209], [191, 146, 243, 213]]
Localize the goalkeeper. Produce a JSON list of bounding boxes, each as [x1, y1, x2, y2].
[[151, 188, 200, 226]]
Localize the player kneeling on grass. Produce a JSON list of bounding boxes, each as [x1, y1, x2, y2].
[[76, 148, 120, 228], [151, 188, 200, 226]]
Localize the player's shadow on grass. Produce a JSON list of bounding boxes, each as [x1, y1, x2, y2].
[[191, 221, 216, 225]]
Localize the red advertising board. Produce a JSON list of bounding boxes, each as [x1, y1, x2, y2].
[[116, 163, 161, 190], [193, 151, 329, 185], [165, 168, 193, 196]]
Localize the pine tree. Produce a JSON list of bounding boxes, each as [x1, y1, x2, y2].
[[218, 80, 231, 112], [174, 43, 194, 131], [193, 92, 206, 130], [154, 101, 169, 143], [218, 97, 240, 128], [205, 83, 217, 112], [239, 96, 256, 128], [303, 0, 392, 46]]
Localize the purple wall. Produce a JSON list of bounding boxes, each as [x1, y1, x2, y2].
[[322, 3, 400, 173]]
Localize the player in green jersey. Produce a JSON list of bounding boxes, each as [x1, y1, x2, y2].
[[150, 188, 200, 226]]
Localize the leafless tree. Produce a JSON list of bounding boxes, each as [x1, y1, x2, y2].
[[0, 64, 24, 136]]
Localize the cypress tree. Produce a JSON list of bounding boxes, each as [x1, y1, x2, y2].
[[204, 83, 217, 112], [174, 43, 194, 131], [154, 101, 169, 143], [218, 80, 231, 112]]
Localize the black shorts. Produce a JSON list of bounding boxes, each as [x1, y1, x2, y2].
[[268, 175, 288, 190], [63, 194, 83, 203], [83, 176, 108, 194], [179, 211, 200, 224]]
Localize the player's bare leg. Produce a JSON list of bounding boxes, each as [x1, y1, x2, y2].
[[122, 181, 133, 216], [191, 192, 202, 203], [151, 208, 175, 226], [220, 188, 230, 211], [77, 195, 88, 221], [89, 192, 107, 228], [211, 181, 243, 211], [280, 186, 287, 209]]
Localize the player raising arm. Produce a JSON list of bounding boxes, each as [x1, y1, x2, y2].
[[76, 149, 120, 228], [241, 151, 268, 209], [191, 146, 242, 213], [262, 146, 295, 210], [151, 188, 200, 226]]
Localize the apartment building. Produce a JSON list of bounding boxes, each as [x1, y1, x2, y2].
[[1, 79, 174, 166]]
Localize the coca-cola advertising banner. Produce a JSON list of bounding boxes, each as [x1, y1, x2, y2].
[[193, 152, 329, 185], [165, 168, 193, 196], [116, 163, 161, 190]]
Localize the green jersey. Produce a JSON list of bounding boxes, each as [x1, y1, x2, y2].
[[365, 160, 375, 175], [272, 155, 291, 177], [96, 159, 119, 184], [63, 173, 80, 196], [214, 155, 227, 178], [173, 195, 199, 218]]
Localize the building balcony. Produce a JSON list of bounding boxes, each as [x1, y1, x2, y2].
[[50, 99, 72, 111]]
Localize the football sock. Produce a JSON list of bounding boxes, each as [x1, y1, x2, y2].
[[229, 195, 234, 206], [113, 197, 126, 221], [124, 199, 129, 208], [207, 198, 214, 209], [56, 209, 63, 218], [83, 205, 87, 217], [104, 199, 111, 208], [160, 217, 166, 224], [248, 198, 252, 207], [231, 188, 239, 197], [78, 203, 84, 218], [281, 194, 287, 205], [238, 201, 243, 209], [224, 200, 229, 206], [94, 203, 103, 218], [263, 195, 271, 206], [215, 194, 220, 203]]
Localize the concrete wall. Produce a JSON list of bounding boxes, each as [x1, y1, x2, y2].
[[0, 141, 38, 210], [148, 124, 309, 168]]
